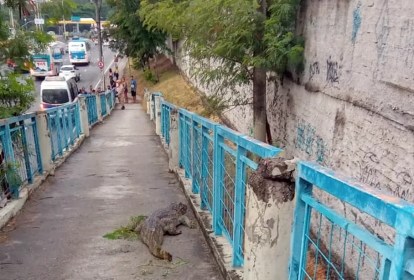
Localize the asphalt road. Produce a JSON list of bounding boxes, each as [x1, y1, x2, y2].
[[29, 43, 117, 112]]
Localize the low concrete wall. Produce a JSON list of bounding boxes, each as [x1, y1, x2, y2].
[[0, 93, 116, 230]]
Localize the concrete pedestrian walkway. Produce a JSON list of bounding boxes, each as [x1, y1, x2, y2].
[[0, 103, 222, 280]]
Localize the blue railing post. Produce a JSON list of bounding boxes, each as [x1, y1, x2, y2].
[[232, 145, 247, 267], [200, 125, 209, 210], [213, 126, 224, 235], [19, 120, 33, 184], [55, 111, 63, 157], [32, 115, 43, 174], [178, 112, 184, 168], [289, 176, 314, 280], [68, 107, 74, 146], [161, 103, 165, 138], [75, 102, 82, 136], [2, 124, 18, 197], [191, 117, 199, 194], [389, 219, 414, 279]]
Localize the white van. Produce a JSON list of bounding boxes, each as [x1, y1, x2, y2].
[[40, 76, 79, 109]]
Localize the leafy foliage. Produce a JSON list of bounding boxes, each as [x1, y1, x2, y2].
[[106, 0, 167, 68], [0, 73, 35, 118], [141, 0, 303, 89], [140, 0, 304, 141], [103, 215, 147, 240], [40, 0, 77, 25]]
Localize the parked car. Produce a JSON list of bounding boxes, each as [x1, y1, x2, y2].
[[103, 40, 110, 47], [40, 76, 79, 109], [59, 65, 80, 82]]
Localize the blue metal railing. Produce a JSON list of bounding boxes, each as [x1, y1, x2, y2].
[[160, 100, 175, 145], [85, 94, 98, 126], [0, 113, 42, 198], [289, 162, 414, 280], [46, 103, 81, 161], [174, 107, 282, 267], [100, 93, 107, 116], [106, 90, 115, 110]]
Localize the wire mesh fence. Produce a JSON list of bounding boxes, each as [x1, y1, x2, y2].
[[173, 108, 281, 267], [290, 162, 414, 280], [46, 103, 81, 161], [0, 114, 42, 200]]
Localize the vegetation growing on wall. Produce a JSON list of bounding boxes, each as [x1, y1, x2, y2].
[[140, 0, 304, 142]]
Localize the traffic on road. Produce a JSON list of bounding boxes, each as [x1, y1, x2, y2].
[[28, 39, 117, 112]]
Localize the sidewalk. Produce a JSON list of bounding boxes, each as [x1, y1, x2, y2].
[[0, 103, 222, 280]]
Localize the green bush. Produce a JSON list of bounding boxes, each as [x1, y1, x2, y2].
[[143, 68, 158, 84]]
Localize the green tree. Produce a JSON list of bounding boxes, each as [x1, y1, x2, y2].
[[106, 0, 167, 69], [0, 12, 52, 118], [140, 0, 304, 142], [40, 0, 77, 25], [0, 73, 35, 118]]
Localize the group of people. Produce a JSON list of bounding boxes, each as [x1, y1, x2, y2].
[[108, 66, 137, 110], [79, 85, 102, 95]]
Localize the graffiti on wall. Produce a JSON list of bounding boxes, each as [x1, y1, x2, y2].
[[326, 57, 340, 83], [309, 62, 320, 79], [352, 2, 362, 43], [357, 150, 413, 201], [306, 58, 341, 85], [295, 119, 328, 164]]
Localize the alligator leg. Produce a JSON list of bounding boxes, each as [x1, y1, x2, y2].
[[164, 221, 182, 235], [179, 215, 196, 228]]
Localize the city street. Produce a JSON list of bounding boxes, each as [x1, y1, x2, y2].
[[29, 42, 117, 112]]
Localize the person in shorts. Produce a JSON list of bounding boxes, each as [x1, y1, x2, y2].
[[130, 76, 137, 103], [116, 79, 125, 110]]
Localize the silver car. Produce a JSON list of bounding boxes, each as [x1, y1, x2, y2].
[[59, 65, 80, 82]]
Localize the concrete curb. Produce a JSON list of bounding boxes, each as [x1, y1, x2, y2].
[[175, 170, 243, 280], [158, 140, 243, 280], [0, 135, 86, 230]]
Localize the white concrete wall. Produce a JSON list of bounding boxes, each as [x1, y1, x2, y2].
[[173, 0, 414, 202], [171, 0, 414, 275]]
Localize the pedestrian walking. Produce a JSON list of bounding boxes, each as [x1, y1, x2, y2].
[[114, 66, 119, 81], [121, 76, 128, 103], [116, 79, 125, 110], [109, 68, 113, 82], [130, 75, 137, 103]]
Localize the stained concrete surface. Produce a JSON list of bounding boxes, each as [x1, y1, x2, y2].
[[0, 103, 222, 280]]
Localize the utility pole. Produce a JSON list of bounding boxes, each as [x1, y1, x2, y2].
[[93, 0, 104, 88]]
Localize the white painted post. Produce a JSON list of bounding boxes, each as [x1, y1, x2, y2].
[[78, 95, 90, 137], [149, 93, 155, 121], [244, 157, 297, 280], [145, 89, 150, 115], [96, 94, 103, 122], [35, 111, 52, 173], [168, 109, 179, 172], [155, 95, 161, 135]]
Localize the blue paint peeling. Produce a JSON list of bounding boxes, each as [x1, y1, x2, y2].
[[352, 2, 362, 43]]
